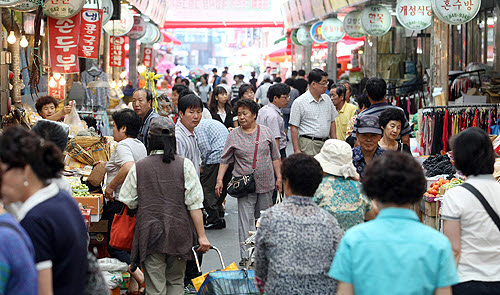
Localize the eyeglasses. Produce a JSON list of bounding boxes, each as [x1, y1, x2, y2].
[[316, 81, 329, 86]]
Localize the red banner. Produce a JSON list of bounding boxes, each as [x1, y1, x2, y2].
[[109, 36, 126, 67], [143, 47, 153, 68], [78, 8, 103, 59], [48, 83, 66, 100], [48, 14, 81, 73]]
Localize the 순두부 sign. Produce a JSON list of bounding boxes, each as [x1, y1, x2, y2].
[[361, 5, 392, 37], [432, 0, 480, 25], [397, 0, 433, 30], [79, 8, 103, 59], [48, 14, 81, 73], [343, 10, 365, 38]]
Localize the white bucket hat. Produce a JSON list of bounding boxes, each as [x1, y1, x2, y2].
[[314, 139, 358, 179]]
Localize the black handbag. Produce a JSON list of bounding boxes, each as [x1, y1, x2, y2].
[[227, 125, 260, 198]]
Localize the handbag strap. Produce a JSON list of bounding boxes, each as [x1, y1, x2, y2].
[[461, 183, 500, 232], [252, 125, 260, 171]]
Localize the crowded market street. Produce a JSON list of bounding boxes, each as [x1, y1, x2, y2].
[[0, 0, 499, 295]]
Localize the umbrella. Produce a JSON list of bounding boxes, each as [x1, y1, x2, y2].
[[189, 67, 209, 77], [155, 59, 176, 74]]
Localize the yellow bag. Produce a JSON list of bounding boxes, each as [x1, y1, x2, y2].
[[191, 262, 238, 292]]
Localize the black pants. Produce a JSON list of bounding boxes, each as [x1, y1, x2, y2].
[[200, 163, 232, 224], [452, 281, 500, 295], [272, 149, 287, 204]]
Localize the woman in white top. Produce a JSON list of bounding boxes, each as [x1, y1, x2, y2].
[[442, 127, 500, 295], [196, 74, 212, 106], [208, 86, 234, 129]]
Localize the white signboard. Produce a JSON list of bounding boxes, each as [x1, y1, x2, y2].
[[297, 26, 313, 46], [322, 17, 345, 42], [343, 10, 365, 38], [13, 0, 38, 12], [83, 0, 114, 25], [361, 5, 393, 37], [138, 22, 158, 44], [0, 0, 24, 7], [127, 15, 146, 39], [432, 0, 480, 25], [103, 5, 133, 36], [44, 0, 85, 19], [397, 0, 433, 30]]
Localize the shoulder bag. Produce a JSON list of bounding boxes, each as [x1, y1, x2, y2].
[[109, 205, 136, 251], [227, 125, 260, 198], [461, 183, 500, 232]]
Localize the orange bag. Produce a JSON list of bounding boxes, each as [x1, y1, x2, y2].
[[109, 206, 135, 251]]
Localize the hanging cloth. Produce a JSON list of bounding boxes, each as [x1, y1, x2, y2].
[[442, 110, 450, 152], [472, 109, 478, 127]]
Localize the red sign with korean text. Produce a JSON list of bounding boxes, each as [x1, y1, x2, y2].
[[143, 47, 153, 68], [48, 14, 81, 73], [109, 36, 126, 67], [48, 83, 66, 100], [78, 8, 103, 59]]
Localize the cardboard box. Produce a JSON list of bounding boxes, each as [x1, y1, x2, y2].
[[74, 194, 103, 215], [424, 200, 439, 217], [89, 220, 108, 233]]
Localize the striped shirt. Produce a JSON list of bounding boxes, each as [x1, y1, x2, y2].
[[352, 102, 411, 140], [194, 119, 229, 165], [176, 121, 202, 177], [289, 91, 338, 138]]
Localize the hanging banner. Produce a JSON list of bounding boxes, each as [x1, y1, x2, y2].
[[109, 36, 126, 67], [322, 17, 345, 42], [103, 5, 133, 36], [397, 0, 433, 30], [143, 47, 153, 68], [84, 0, 114, 25], [0, 0, 25, 7], [12, 0, 38, 12], [291, 28, 302, 46], [361, 5, 392, 37], [310, 21, 327, 43], [48, 83, 66, 100], [127, 15, 146, 39], [432, 0, 480, 25], [343, 10, 365, 38], [296, 26, 313, 45], [48, 15, 81, 74], [78, 8, 103, 59], [44, 0, 85, 19]]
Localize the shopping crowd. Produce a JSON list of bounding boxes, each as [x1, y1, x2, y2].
[[0, 68, 498, 295]]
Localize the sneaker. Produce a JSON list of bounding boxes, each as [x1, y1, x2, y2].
[[238, 258, 248, 267], [184, 284, 197, 294]]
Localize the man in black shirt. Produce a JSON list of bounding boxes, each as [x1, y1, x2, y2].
[[293, 69, 308, 95]]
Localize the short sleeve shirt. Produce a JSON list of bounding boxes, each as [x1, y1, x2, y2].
[[352, 103, 411, 140], [329, 208, 459, 295], [256, 104, 287, 149], [352, 146, 386, 179], [289, 91, 338, 138]]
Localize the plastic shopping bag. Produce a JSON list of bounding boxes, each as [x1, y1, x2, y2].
[[64, 106, 85, 136]]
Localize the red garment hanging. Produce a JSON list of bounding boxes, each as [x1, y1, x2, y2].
[[442, 109, 450, 152], [472, 109, 478, 127]]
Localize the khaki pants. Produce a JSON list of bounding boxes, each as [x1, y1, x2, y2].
[[299, 137, 325, 156], [143, 253, 186, 295]]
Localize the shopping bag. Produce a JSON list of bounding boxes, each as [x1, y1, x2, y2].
[[109, 206, 135, 251], [192, 262, 238, 292], [64, 106, 86, 136], [197, 269, 259, 295]]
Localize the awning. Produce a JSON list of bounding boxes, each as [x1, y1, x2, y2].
[[161, 30, 182, 45], [163, 21, 284, 29], [265, 47, 292, 63], [274, 35, 287, 45]]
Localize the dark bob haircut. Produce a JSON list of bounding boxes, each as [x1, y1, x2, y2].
[[233, 99, 259, 119], [35, 96, 58, 114], [112, 109, 142, 138], [365, 77, 387, 102], [379, 108, 406, 129], [452, 127, 495, 176], [298, 69, 306, 76], [31, 120, 69, 152], [282, 153, 323, 196], [238, 83, 255, 99], [284, 78, 294, 87], [356, 93, 371, 110], [178, 93, 204, 114], [308, 68, 328, 85], [0, 126, 64, 182], [172, 84, 188, 95], [133, 88, 153, 102], [267, 83, 290, 103], [362, 151, 426, 205]]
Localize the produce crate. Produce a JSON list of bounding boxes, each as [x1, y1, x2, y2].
[[74, 194, 103, 215]]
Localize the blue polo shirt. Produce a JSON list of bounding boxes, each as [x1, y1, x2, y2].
[[329, 208, 458, 295]]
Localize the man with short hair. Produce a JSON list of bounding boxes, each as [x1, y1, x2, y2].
[[352, 115, 386, 179], [293, 69, 308, 95], [212, 68, 220, 86], [256, 83, 290, 159], [133, 88, 160, 151], [353, 77, 411, 147], [176, 94, 204, 176], [255, 75, 273, 106], [291, 70, 298, 80], [331, 83, 358, 141], [289, 69, 338, 156]]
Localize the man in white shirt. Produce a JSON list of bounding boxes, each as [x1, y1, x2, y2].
[[255, 75, 273, 106]]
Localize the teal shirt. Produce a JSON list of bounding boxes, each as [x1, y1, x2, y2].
[[329, 208, 459, 295]]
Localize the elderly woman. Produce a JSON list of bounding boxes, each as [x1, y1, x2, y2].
[[254, 153, 343, 294], [35, 96, 75, 121], [0, 126, 88, 295], [313, 139, 377, 232], [330, 152, 458, 295], [378, 108, 411, 153], [442, 128, 500, 295], [215, 99, 282, 266]]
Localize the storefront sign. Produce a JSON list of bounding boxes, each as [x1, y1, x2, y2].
[[78, 8, 103, 59], [432, 0, 480, 25], [12, 0, 38, 12], [0, 0, 24, 7], [310, 21, 327, 43], [48, 83, 66, 100], [84, 0, 114, 25], [291, 28, 302, 45], [109, 36, 125, 67], [397, 0, 433, 30], [48, 15, 81, 73], [138, 22, 158, 44], [343, 10, 365, 38], [296, 26, 313, 46], [44, 0, 85, 19], [361, 5, 392, 37], [143, 47, 153, 68], [103, 5, 133, 36], [322, 17, 345, 42], [127, 15, 146, 39]]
